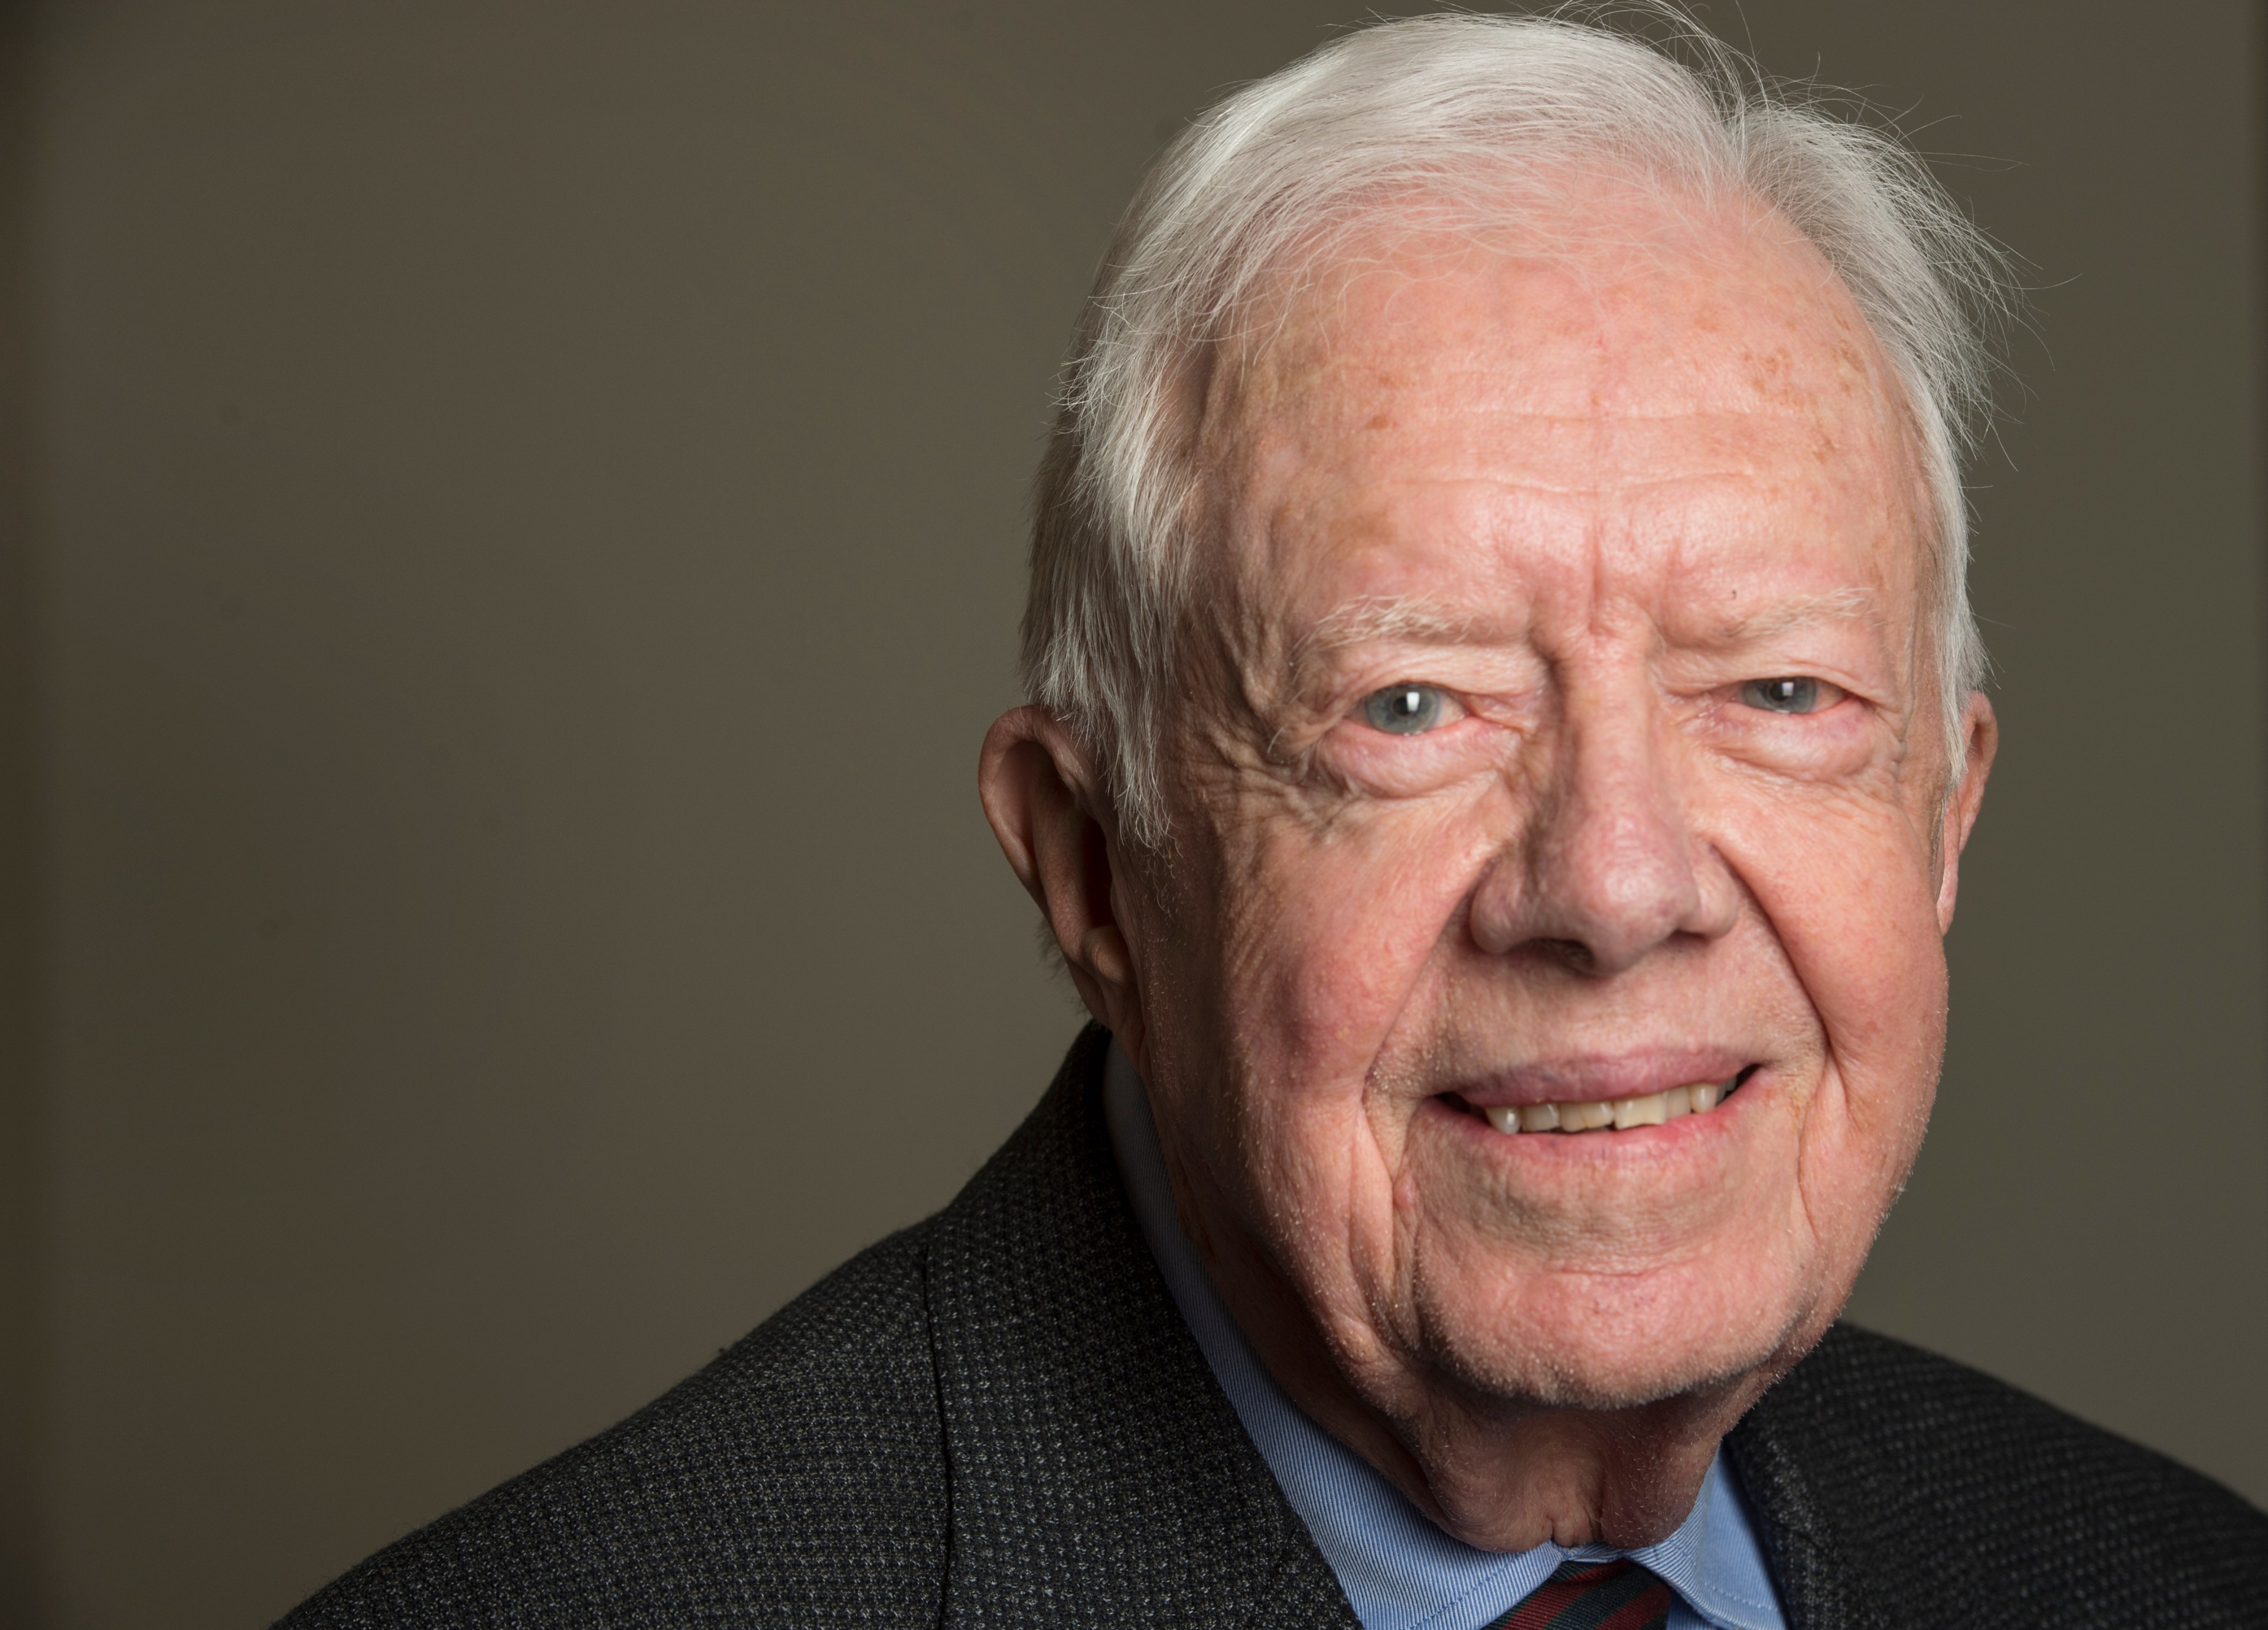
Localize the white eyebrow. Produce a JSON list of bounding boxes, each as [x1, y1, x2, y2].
[[1280, 584, 1882, 701], [1702, 585, 1880, 645], [1290, 594, 1477, 665]]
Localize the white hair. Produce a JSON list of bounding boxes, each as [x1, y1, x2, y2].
[[1023, 6, 2012, 849]]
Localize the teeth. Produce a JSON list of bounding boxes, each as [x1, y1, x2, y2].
[[1612, 1093, 1665, 1129], [1480, 1079, 1735, 1136]]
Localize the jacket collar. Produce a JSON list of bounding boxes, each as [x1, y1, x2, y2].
[[927, 1023, 1361, 1628], [1728, 1332, 1999, 1629]]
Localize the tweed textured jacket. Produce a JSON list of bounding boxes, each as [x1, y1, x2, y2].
[[279, 1026, 2268, 1628]]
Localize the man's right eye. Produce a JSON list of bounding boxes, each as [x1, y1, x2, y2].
[[1361, 684, 1446, 735]]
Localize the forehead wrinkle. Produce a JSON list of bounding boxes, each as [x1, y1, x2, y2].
[[1259, 402, 1875, 512], [1338, 468, 1788, 500], [1241, 277, 1891, 448], [1268, 375, 1885, 456], [1200, 197, 1929, 715], [1243, 473, 1872, 675]]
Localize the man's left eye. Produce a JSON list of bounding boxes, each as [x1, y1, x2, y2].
[[1361, 683, 1448, 734], [1739, 676, 1840, 714]]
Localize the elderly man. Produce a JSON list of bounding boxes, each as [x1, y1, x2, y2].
[[282, 12, 2267, 1629]]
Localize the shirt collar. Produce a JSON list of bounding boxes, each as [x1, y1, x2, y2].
[[1103, 1042, 1785, 1630]]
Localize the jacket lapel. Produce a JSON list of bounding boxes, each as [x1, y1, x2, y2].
[[1728, 1326, 1997, 1629], [927, 1024, 1359, 1628]]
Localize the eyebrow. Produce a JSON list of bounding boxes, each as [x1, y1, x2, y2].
[[1290, 594, 1479, 664], [1273, 594, 1507, 717], [1699, 585, 1881, 645], [1280, 584, 1884, 697], [1293, 585, 1878, 653]]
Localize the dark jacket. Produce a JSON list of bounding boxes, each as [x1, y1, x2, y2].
[[279, 1026, 2268, 1628]]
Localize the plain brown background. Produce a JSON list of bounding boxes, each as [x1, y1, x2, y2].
[[0, 2, 2262, 1625]]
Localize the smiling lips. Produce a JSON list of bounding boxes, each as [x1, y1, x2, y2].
[[1474, 1077, 1739, 1134]]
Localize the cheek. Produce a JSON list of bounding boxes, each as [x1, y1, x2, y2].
[[1773, 811, 1945, 1071], [1220, 791, 1505, 1080], [1720, 787, 1947, 1213]]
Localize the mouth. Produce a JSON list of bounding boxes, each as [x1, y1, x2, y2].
[[1448, 1065, 1759, 1136]]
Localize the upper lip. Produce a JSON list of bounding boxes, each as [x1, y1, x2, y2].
[[1445, 1050, 1755, 1107]]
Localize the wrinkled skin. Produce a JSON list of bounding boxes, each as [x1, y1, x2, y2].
[[980, 188, 1995, 1553]]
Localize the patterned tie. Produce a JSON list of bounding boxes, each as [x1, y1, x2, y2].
[[1490, 1557, 1675, 1630]]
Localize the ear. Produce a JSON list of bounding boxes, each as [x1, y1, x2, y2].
[[977, 707, 1148, 1062], [1936, 691, 1997, 933]]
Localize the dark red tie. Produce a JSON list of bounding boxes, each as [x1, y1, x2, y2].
[[1491, 1558, 1674, 1630]]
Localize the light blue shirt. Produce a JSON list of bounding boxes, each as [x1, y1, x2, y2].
[[1104, 1044, 1787, 1630]]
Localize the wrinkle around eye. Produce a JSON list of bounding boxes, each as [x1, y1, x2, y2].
[[1697, 682, 1880, 780], [1312, 710, 1516, 799]]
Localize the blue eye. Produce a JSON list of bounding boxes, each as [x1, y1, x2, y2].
[[1741, 676, 1823, 714], [1363, 684, 1444, 734]]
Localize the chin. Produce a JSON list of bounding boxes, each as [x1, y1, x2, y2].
[[1407, 1258, 1828, 1414]]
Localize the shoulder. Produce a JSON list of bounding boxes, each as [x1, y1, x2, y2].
[[276, 1222, 947, 1629], [1731, 1323, 2268, 1628]]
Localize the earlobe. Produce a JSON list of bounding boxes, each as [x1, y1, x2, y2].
[[977, 708, 1146, 1054]]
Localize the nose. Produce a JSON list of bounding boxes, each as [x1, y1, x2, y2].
[[1467, 681, 1733, 975]]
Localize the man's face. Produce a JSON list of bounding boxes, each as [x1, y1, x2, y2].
[[1127, 197, 1989, 1418]]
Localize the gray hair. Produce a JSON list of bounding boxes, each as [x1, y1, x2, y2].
[[1023, 6, 2011, 849]]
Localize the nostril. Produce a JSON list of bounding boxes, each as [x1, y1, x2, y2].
[[1540, 938, 1595, 975]]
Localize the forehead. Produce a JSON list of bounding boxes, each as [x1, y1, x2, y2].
[[1198, 194, 1925, 636]]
